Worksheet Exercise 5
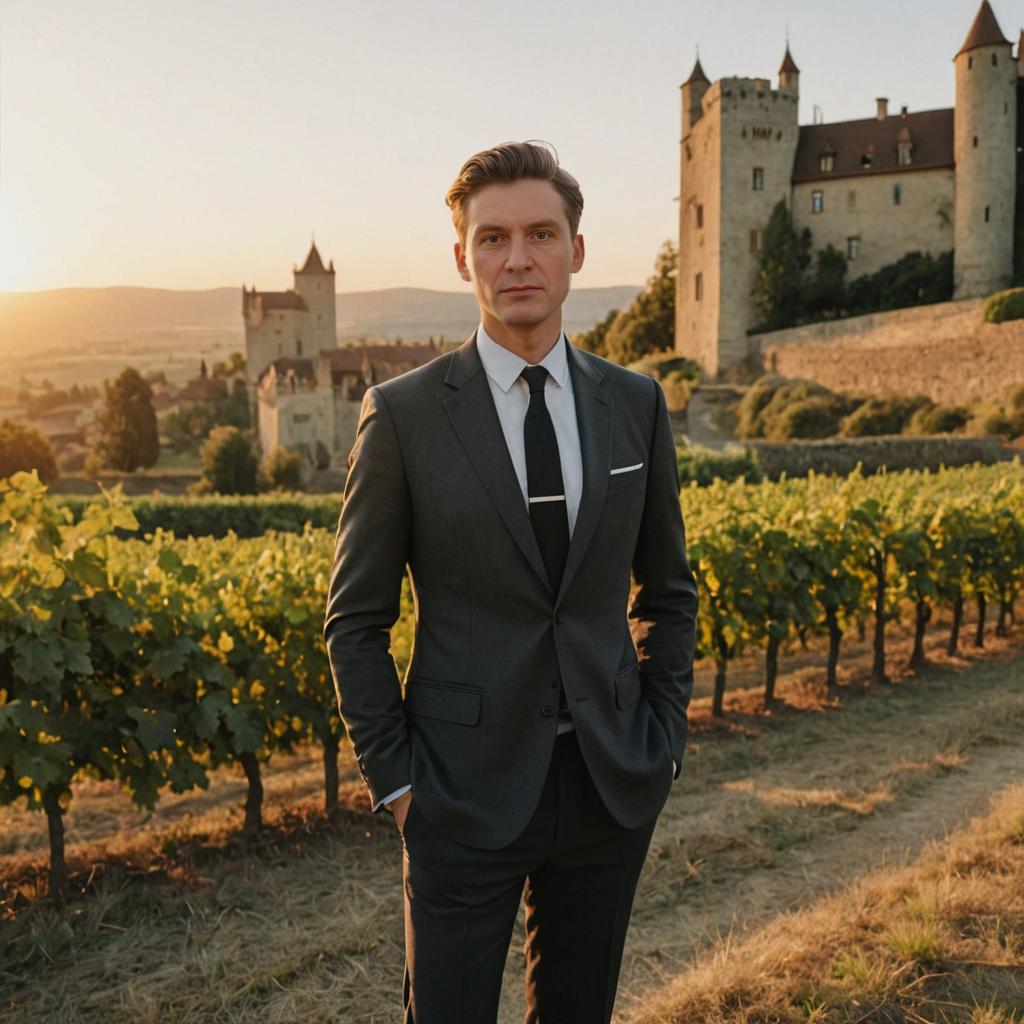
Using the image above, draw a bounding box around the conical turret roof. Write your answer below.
[298,242,330,274]
[956,0,1010,57]
[779,45,800,74]
[684,57,709,86]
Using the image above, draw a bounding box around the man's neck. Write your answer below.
[480,314,563,365]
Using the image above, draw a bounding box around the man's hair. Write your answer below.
[445,141,584,243]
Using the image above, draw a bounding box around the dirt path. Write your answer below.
[4,631,1023,1023]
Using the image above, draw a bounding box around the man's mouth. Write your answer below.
[503,286,540,294]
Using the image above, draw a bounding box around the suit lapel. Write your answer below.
[557,343,612,606]
[442,334,551,592]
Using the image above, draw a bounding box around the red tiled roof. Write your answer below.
[319,344,441,372]
[956,1,1010,57]
[792,108,953,183]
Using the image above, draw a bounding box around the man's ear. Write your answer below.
[454,240,471,282]
[571,233,585,274]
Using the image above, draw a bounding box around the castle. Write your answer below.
[675,0,1024,377]
[242,243,441,471]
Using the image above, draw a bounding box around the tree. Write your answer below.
[600,240,677,365]
[95,367,160,472]
[752,199,812,330]
[802,244,847,318]
[0,420,58,483]
[574,308,619,355]
[200,426,259,494]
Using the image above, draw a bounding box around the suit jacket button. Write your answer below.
[541,705,555,717]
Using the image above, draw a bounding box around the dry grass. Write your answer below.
[625,785,1024,1024]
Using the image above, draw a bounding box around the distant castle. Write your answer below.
[676,0,1024,377]
[242,242,441,472]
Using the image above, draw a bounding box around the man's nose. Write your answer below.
[504,235,533,271]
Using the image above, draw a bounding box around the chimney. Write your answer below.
[900,105,908,117]
[876,97,888,120]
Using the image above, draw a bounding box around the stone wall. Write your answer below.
[747,434,1017,480]
[791,167,954,282]
[755,297,1024,406]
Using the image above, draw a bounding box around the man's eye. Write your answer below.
[534,231,549,240]
[482,235,501,244]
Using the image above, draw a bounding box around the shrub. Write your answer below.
[907,404,969,435]
[676,445,761,485]
[736,376,789,438]
[0,420,58,483]
[979,411,1020,440]
[260,446,304,491]
[840,396,930,438]
[984,288,1024,324]
[199,426,259,495]
[757,380,841,439]
[767,395,850,440]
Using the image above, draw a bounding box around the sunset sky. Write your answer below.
[0,1,1015,295]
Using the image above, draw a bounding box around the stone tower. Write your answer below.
[293,241,337,352]
[676,49,800,376]
[953,0,1016,298]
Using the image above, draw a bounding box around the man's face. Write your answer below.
[454,178,584,339]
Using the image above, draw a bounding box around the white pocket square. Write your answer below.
[609,462,644,476]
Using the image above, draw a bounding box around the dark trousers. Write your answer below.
[400,729,658,1023]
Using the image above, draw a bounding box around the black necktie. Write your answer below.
[521,365,570,592]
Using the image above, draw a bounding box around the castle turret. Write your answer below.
[293,241,337,353]
[953,0,1016,298]
[681,57,710,137]
[676,50,800,376]
[778,45,799,95]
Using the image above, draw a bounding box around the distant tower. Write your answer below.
[953,0,1016,298]
[293,241,337,352]
[676,47,800,376]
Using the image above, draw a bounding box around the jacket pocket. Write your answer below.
[613,664,642,709]
[405,678,482,726]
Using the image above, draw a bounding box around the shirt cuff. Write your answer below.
[374,783,411,813]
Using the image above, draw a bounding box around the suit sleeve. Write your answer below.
[629,378,699,780]
[323,385,413,810]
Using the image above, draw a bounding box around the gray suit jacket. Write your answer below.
[323,333,698,849]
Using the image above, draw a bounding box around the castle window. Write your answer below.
[848,190,856,209]
[968,56,973,69]
[752,167,764,191]
[893,184,901,206]
[696,204,704,229]
[811,190,824,214]
[293,413,311,425]
[695,273,703,301]
[860,152,872,169]
[985,206,991,222]
[898,143,912,165]
[973,135,979,148]
[847,237,860,260]
[297,339,303,356]
[819,153,834,172]
[992,53,997,66]
[750,229,763,253]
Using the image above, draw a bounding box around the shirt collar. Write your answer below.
[476,323,570,394]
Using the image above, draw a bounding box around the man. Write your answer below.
[324,141,698,1022]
